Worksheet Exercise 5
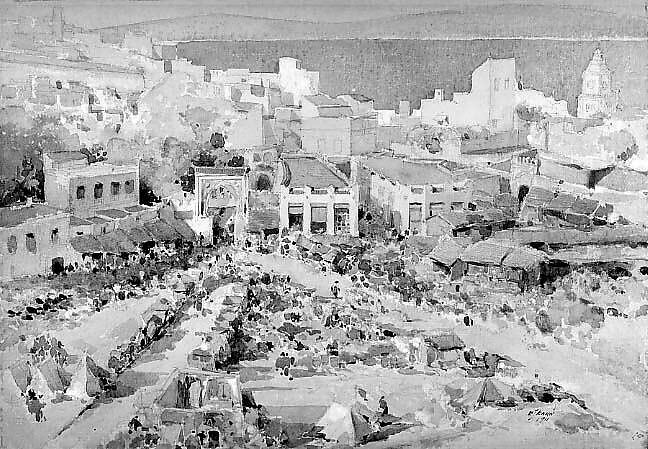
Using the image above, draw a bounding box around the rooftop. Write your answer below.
[96,209,130,219]
[194,166,247,176]
[0,204,64,228]
[303,94,347,107]
[45,151,88,163]
[87,216,111,224]
[363,156,451,186]
[281,156,348,189]
[340,93,373,103]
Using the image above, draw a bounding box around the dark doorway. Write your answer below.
[52,257,65,275]
[517,185,530,206]
[288,205,303,231]
[207,430,220,447]
[256,174,272,191]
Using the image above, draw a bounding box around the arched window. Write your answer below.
[256,174,272,191]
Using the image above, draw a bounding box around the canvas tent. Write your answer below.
[37,357,71,392]
[454,378,520,411]
[10,360,32,393]
[316,402,373,446]
[66,354,104,400]
[28,362,55,402]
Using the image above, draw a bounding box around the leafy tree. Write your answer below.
[210,132,225,149]
[0,119,65,206]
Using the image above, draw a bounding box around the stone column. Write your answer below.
[303,187,312,235]
[279,186,289,233]
[349,185,359,237]
[326,186,335,235]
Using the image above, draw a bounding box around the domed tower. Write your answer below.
[577,49,614,118]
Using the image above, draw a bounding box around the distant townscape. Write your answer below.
[1,6,648,449]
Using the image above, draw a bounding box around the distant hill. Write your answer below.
[104,5,647,41]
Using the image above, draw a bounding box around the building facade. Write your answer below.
[0,205,77,280]
[277,155,359,236]
[43,152,140,219]
[193,166,249,244]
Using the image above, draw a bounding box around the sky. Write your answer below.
[3,0,645,28]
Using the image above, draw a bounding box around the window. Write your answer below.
[504,78,510,89]
[76,185,85,199]
[493,78,500,91]
[7,235,17,254]
[94,183,103,199]
[111,181,121,195]
[55,80,62,90]
[125,180,134,194]
[25,233,36,254]
[51,228,59,244]
[432,186,444,193]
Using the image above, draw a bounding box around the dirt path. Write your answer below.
[45,284,233,449]
[241,251,352,297]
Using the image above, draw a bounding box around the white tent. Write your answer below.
[27,363,55,402]
[317,403,356,446]
[67,354,101,400]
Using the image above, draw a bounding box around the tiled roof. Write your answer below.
[430,236,465,267]
[523,186,555,208]
[502,246,547,269]
[282,156,348,189]
[461,239,516,265]
[545,193,576,212]
[567,197,599,216]
[363,157,451,186]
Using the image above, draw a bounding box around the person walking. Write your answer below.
[331,281,340,299]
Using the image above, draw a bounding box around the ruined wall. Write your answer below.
[178,39,648,115]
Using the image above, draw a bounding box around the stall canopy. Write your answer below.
[95,233,124,254]
[126,226,156,244]
[70,235,105,253]
[111,229,139,253]
[163,218,195,241]
[144,220,182,241]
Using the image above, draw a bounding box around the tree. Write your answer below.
[210,132,225,149]
[0,119,65,206]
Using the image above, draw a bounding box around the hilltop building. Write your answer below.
[577,49,614,118]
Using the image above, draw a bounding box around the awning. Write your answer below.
[334,203,349,210]
[144,220,182,242]
[288,205,303,214]
[110,229,139,253]
[126,226,155,244]
[70,235,105,254]
[163,218,195,240]
[95,234,123,254]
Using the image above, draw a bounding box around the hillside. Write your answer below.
[106,5,647,41]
